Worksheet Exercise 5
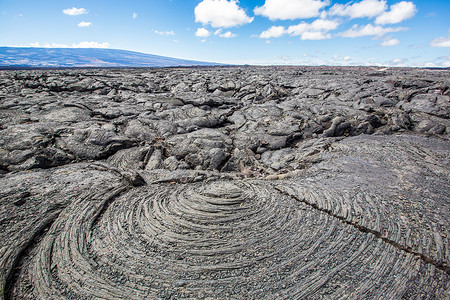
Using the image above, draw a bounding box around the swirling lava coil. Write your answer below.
[14,180,446,299]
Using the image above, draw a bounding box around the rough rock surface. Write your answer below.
[0,66,449,299]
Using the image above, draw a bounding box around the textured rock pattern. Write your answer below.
[0,67,449,299]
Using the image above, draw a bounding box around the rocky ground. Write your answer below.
[0,66,449,299]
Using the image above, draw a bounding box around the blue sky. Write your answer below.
[1,0,449,66]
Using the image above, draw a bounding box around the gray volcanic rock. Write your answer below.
[0,66,449,299]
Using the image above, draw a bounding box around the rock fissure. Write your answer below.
[274,186,450,274]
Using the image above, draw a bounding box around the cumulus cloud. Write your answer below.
[329,0,387,19]
[285,23,307,36]
[289,19,338,40]
[254,0,328,20]
[29,42,70,48]
[423,62,436,68]
[375,1,416,25]
[154,30,175,36]
[259,26,286,38]
[421,61,450,68]
[430,35,450,47]
[288,19,339,35]
[133,13,138,19]
[218,31,237,38]
[213,29,237,38]
[300,31,331,40]
[340,24,407,37]
[380,38,399,46]
[28,41,109,48]
[78,21,92,27]
[72,41,110,48]
[195,0,253,28]
[195,28,211,38]
[389,58,407,66]
[259,19,338,40]
[309,19,339,31]
[343,56,351,61]
[287,19,339,40]
[63,7,88,16]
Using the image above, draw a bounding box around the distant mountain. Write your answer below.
[0,47,222,68]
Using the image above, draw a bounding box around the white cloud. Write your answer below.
[72,41,110,48]
[199,27,237,38]
[291,19,338,40]
[301,31,331,40]
[78,21,92,27]
[380,38,399,46]
[287,19,339,36]
[310,19,339,31]
[259,26,286,38]
[214,28,237,37]
[254,0,328,20]
[333,54,339,58]
[430,35,450,47]
[195,0,253,28]
[384,58,408,66]
[330,0,387,19]
[259,18,338,40]
[218,31,237,38]
[63,7,88,16]
[343,56,351,61]
[29,42,70,48]
[375,1,416,25]
[286,23,308,36]
[419,61,450,68]
[340,24,407,37]
[154,30,175,36]
[195,28,211,38]
[27,41,109,48]
[133,13,138,19]
[392,58,404,64]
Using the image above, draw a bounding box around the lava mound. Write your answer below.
[10,178,447,299]
[29,182,318,298]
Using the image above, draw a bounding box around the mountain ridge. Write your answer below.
[0,47,222,68]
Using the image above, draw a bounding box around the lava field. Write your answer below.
[0,66,449,299]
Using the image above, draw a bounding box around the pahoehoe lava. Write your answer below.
[1,66,449,299]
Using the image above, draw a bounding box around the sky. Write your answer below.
[0,0,449,67]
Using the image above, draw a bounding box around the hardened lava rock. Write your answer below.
[0,67,449,299]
